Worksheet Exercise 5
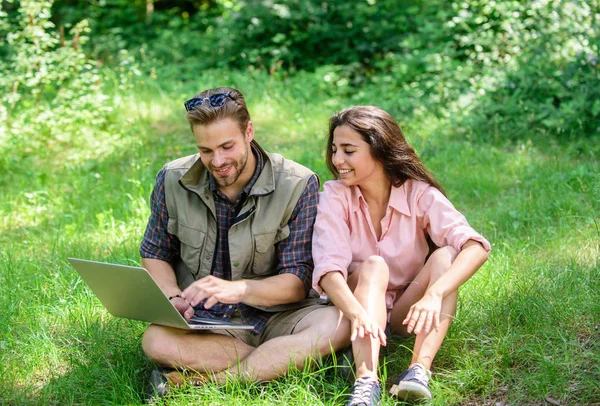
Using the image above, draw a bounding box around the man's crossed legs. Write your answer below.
[142,305,350,388]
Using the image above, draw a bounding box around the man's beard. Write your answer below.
[210,143,249,188]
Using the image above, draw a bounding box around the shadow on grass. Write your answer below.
[33,318,150,405]
[0,248,150,405]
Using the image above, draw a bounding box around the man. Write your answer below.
[140,87,349,397]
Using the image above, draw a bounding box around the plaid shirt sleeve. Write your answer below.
[139,167,180,262]
[276,174,319,293]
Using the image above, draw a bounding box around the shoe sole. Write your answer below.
[389,381,432,402]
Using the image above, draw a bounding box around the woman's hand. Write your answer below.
[349,309,387,347]
[318,271,387,346]
[403,291,443,335]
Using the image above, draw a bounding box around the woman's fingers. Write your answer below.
[363,323,373,337]
[424,310,435,334]
[413,310,427,334]
[368,322,377,338]
[403,307,415,325]
[358,325,365,339]
[350,320,359,341]
[404,301,443,335]
[379,326,387,346]
[350,316,387,344]
[406,309,420,333]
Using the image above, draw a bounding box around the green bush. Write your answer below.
[3,0,598,143]
[0,0,141,178]
[465,1,599,139]
[50,0,223,65]
[200,0,426,71]
[346,0,599,139]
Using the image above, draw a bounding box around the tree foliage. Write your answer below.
[1,0,598,142]
[0,0,140,171]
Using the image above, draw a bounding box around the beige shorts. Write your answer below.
[206,304,326,347]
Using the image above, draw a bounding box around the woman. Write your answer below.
[312,106,491,405]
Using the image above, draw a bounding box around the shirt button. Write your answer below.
[205,255,211,260]
[233,261,239,267]
[229,305,233,309]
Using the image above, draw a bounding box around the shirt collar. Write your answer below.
[348,182,411,216]
[348,186,365,213]
[388,182,411,216]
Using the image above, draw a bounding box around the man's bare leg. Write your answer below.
[143,305,350,383]
[142,325,255,372]
[213,306,350,383]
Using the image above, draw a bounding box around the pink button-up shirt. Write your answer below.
[312,179,491,310]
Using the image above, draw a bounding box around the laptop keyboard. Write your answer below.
[188,316,227,325]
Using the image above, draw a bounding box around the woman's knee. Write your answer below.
[356,255,389,287]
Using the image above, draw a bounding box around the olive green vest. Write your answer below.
[163,141,321,311]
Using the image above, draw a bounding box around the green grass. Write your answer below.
[1,69,599,405]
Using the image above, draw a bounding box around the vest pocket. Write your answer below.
[252,231,277,275]
[169,219,206,276]
[251,226,290,276]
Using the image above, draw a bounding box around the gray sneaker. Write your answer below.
[145,369,170,403]
[389,363,432,402]
[346,376,381,406]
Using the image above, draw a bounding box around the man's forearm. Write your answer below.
[142,257,181,298]
[243,273,306,307]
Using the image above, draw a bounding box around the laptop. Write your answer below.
[68,258,254,330]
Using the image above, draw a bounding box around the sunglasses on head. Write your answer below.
[184,93,232,112]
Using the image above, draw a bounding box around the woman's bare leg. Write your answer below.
[346,256,389,378]
[388,247,457,370]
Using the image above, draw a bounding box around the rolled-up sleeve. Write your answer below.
[275,175,319,293]
[417,186,491,253]
[140,167,181,262]
[311,182,354,294]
